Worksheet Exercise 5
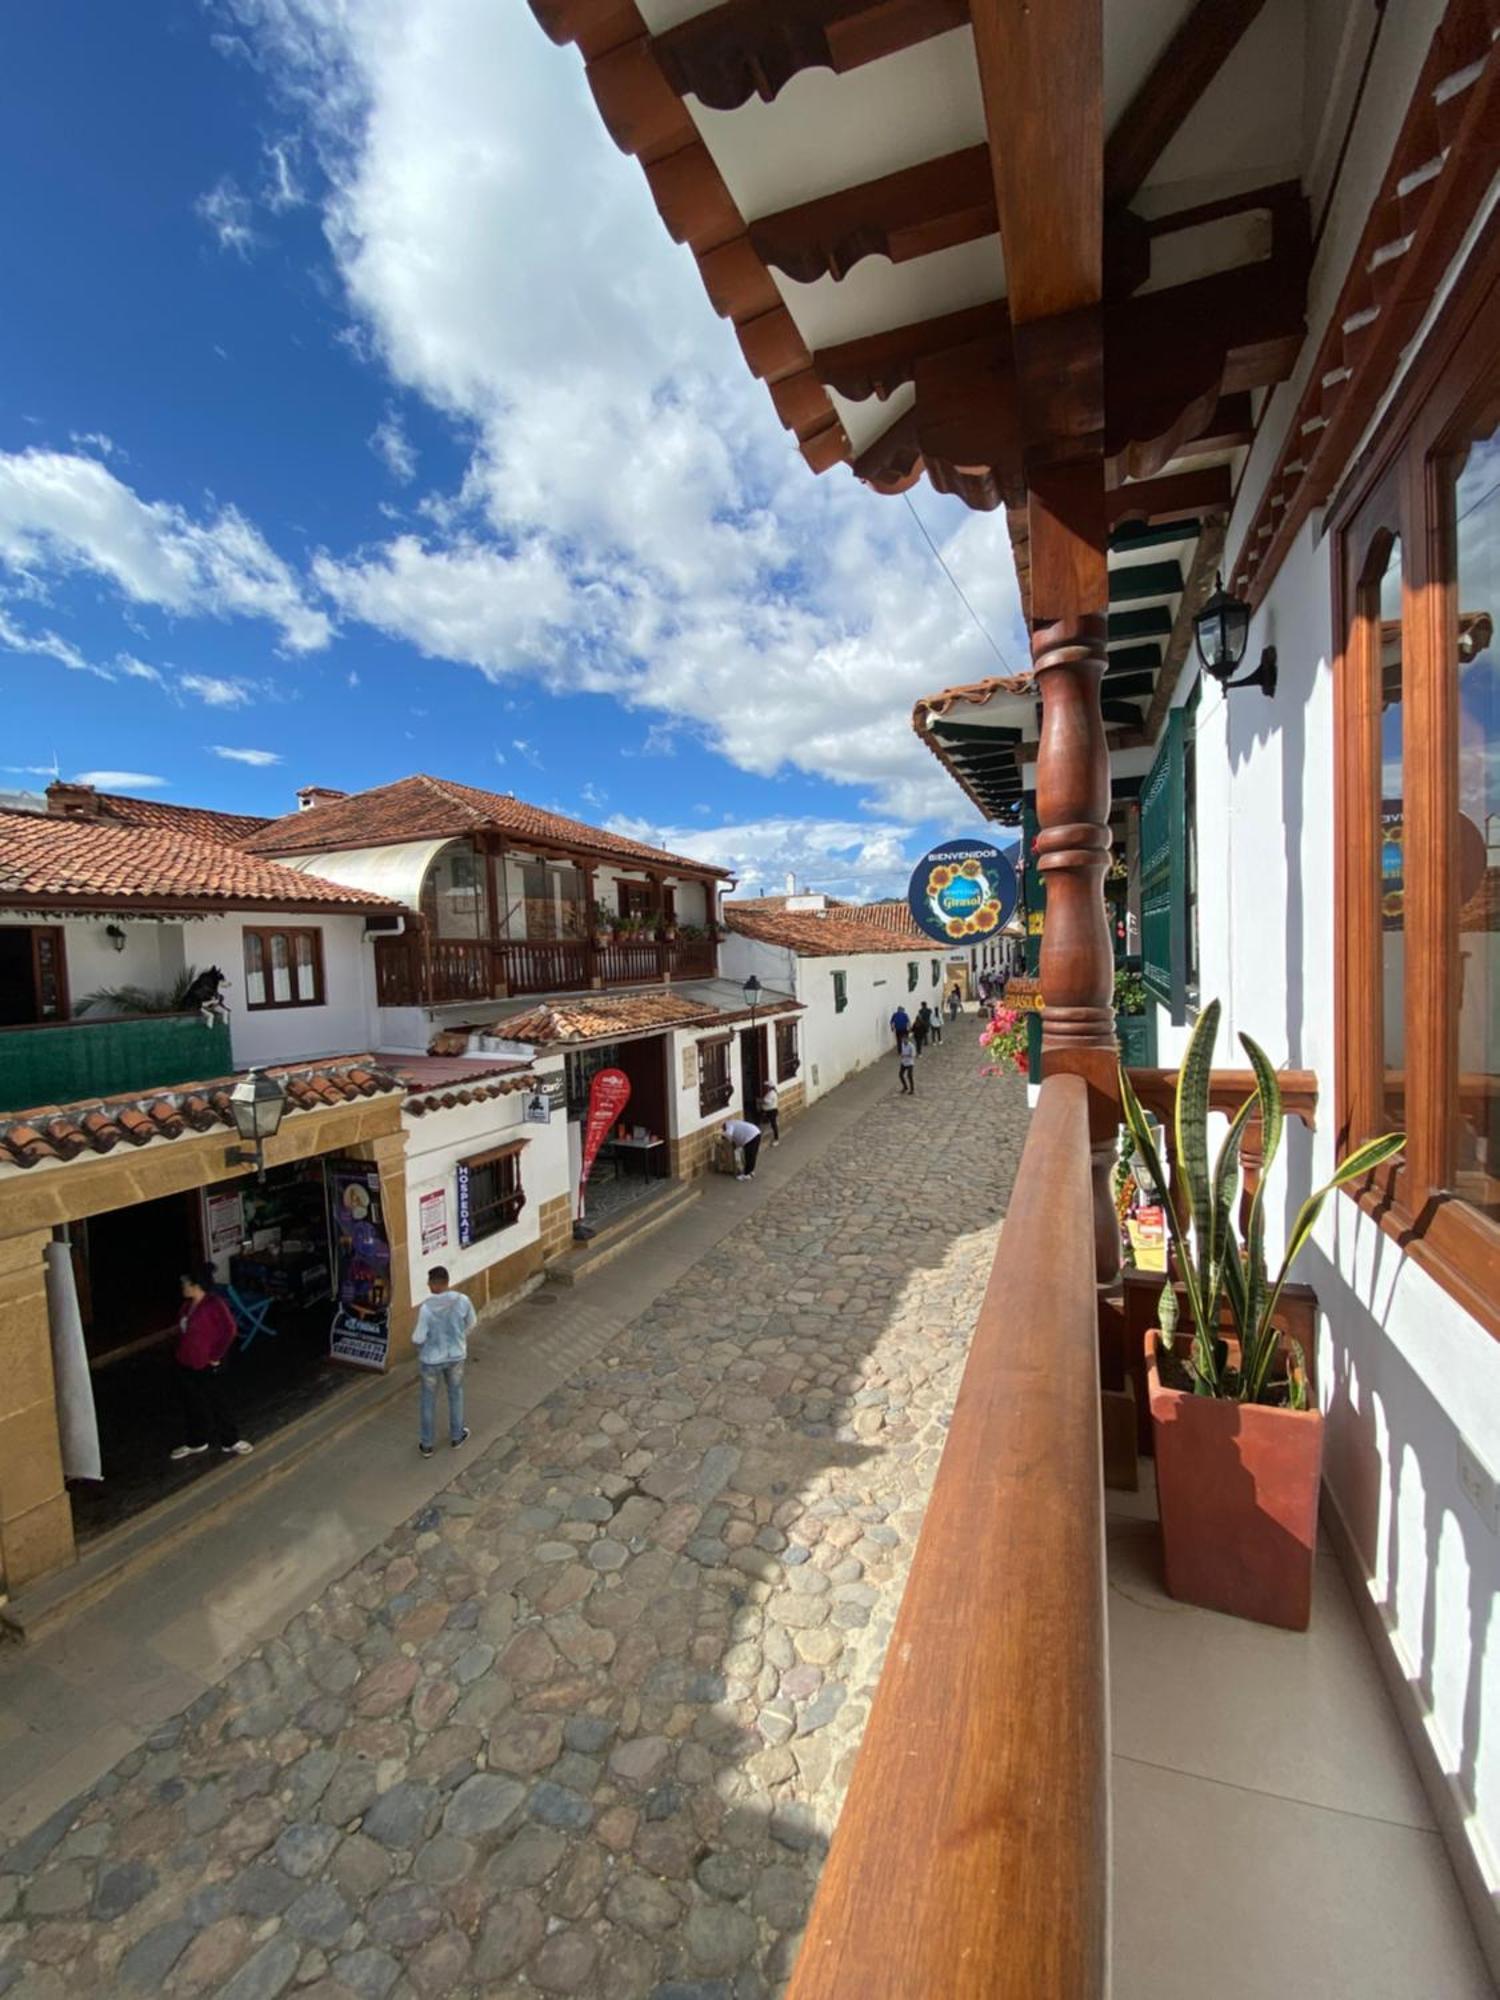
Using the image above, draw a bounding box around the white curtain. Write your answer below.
[45,1239,102,1483]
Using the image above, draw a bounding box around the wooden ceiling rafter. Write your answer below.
[1233,0,1500,607]
[1103,0,1271,212]
[647,0,969,112]
[748,144,995,284]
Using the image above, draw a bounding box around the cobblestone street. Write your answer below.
[0,1036,1028,2000]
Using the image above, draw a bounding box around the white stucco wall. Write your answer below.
[1157,515,1500,1902]
[400,1060,569,1308]
[720,933,933,1104]
[185,912,381,1070]
[6,911,185,1011]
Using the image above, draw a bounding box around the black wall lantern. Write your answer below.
[742,973,762,1026]
[1193,575,1277,698]
[227,1067,288,1179]
[104,923,127,953]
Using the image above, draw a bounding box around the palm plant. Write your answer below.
[1119,1001,1403,1407]
[76,967,208,1018]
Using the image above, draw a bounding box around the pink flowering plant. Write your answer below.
[979,1001,1029,1077]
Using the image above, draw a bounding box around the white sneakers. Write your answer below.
[223,1440,254,1456]
[170,1439,253,1461]
[169,1443,208,1461]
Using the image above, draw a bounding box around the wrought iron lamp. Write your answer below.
[104,923,127,953]
[742,974,762,1024]
[1193,575,1277,697]
[227,1067,287,1179]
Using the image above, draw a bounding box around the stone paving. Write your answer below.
[0,1035,1029,2000]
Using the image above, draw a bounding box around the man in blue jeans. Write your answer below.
[413,1265,475,1457]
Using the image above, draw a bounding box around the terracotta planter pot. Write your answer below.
[1146,1332,1324,1631]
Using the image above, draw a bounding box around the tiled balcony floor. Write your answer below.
[1109,1468,1495,1998]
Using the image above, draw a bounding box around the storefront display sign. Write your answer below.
[204,1188,245,1259]
[906,840,1019,945]
[579,1067,631,1216]
[419,1187,449,1255]
[524,1090,552,1125]
[328,1159,392,1370]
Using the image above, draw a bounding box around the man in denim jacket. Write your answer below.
[412,1266,475,1457]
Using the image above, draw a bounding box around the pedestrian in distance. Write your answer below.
[948,981,964,1022]
[722,1114,762,1180]
[928,998,944,1045]
[898,1032,917,1094]
[758,1076,781,1145]
[889,1001,910,1051]
[912,1001,931,1054]
[171,1264,252,1461]
[413,1265,474,1458]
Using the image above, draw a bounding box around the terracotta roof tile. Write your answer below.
[0,1056,403,1173]
[75,791,271,842]
[242,773,730,877]
[0,810,403,912]
[724,906,931,958]
[429,987,801,1051]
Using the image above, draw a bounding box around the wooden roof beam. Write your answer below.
[650,0,967,112]
[1106,463,1232,527]
[749,145,996,284]
[1104,0,1271,212]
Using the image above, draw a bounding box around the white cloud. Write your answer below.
[579,780,606,809]
[511,737,543,769]
[216,0,1026,818]
[263,135,305,211]
[180,671,256,707]
[69,430,120,460]
[196,175,263,256]
[0,448,331,652]
[211,745,282,765]
[116,653,164,683]
[74,770,167,790]
[369,409,416,482]
[607,812,919,903]
[0,606,110,678]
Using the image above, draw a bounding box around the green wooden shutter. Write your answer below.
[1140,709,1187,1024]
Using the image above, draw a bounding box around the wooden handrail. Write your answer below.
[787,1073,1107,2000]
[1126,1067,1318,1234]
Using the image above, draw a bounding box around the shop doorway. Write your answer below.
[739,1024,768,1120]
[68,1158,365,1544]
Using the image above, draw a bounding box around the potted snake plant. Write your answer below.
[1119,1002,1402,1629]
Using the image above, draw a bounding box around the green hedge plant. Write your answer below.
[1119,1001,1403,1408]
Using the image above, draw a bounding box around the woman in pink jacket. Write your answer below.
[171,1264,252,1462]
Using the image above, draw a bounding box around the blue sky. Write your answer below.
[0,0,1027,897]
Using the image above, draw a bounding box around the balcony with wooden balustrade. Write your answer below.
[373,926,717,1007]
[782,1061,1492,2000]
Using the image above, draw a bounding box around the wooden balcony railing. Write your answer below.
[787,1073,1108,2000]
[1125,1066,1317,1232]
[374,930,719,1005]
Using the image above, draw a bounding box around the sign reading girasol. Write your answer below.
[906,840,1019,946]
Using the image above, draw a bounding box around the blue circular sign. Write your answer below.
[906,840,1019,946]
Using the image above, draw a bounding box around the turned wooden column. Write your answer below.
[1027,469,1120,1285]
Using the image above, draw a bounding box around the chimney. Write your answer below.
[785,871,795,895]
[46,781,102,819]
[297,785,348,812]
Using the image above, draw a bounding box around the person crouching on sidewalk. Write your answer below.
[413,1265,474,1457]
[172,1265,252,1461]
[722,1115,762,1180]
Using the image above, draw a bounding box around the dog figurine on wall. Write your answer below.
[182,966,231,1025]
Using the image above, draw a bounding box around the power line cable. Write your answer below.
[901,489,1016,675]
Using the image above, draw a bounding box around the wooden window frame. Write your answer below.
[456,1140,526,1246]
[776,1018,799,1082]
[1332,234,1500,1340]
[698,1035,733,1116]
[242,926,325,1011]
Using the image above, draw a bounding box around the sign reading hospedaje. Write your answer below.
[906,839,1019,946]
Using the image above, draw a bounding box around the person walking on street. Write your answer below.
[928,998,944,1045]
[758,1077,781,1145]
[889,1002,910,1052]
[912,1001,931,1054]
[413,1265,474,1457]
[948,981,964,1022]
[723,1115,762,1180]
[171,1265,251,1461]
[897,1031,917,1094]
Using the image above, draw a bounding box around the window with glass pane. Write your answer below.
[522,862,557,941]
[270,931,292,1003]
[294,932,318,1001]
[557,868,587,939]
[1373,536,1406,1130]
[1449,418,1499,1221]
[244,932,267,1006]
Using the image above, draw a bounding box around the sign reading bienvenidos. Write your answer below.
[905,840,1019,946]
